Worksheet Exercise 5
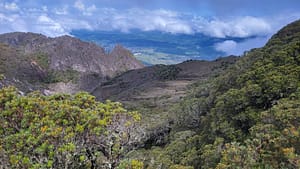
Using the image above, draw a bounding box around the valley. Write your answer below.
[71,30,248,65]
[0,19,300,169]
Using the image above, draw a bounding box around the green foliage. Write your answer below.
[44,68,80,83]
[157,65,182,80]
[0,44,21,75]
[28,52,50,70]
[169,164,194,169]
[117,159,144,169]
[217,97,300,168]
[1,19,300,169]
[200,138,224,169]
[0,87,140,168]
[149,20,300,169]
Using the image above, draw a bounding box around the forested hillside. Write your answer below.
[130,19,300,169]
[0,85,143,168]
[0,19,299,169]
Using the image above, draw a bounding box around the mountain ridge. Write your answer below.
[0,32,144,94]
[0,19,300,168]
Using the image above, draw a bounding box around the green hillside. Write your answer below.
[131,19,300,169]
[0,20,300,169]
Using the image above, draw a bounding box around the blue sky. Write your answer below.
[0,0,300,55]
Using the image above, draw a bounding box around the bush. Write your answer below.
[0,87,141,168]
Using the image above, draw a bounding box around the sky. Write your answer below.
[0,0,300,55]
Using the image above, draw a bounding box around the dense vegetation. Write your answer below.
[0,86,143,168]
[123,20,300,168]
[0,20,300,169]
[157,65,182,80]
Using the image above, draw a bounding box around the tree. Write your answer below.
[0,86,141,168]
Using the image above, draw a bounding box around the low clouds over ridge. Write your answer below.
[198,16,271,38]
[0,0,299,56]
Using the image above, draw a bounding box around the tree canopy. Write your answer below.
[0,86,142,168]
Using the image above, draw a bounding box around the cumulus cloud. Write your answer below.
[103,9,193,34]
[195,16,271,38]
[74,0,97,16]
[0,13,28,33]
[42,6,48,12]
[0,8,68,37]
[53,6,69,15]
[74,0,85,11]
[4,2,19,11]
[108,13,273,37]
[215,40,237,54]
[0,0,299,39]
[215,36,270,55]
[36,15,67,36]
[0,1,275,38]
[85,10,275,37]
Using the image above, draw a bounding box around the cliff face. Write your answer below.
[0,32,144,93]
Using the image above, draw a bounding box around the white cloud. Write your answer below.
[38,15,53,23]
[4,2,19,11]
[0,4,299,39]
[215,40,237,54]
[53,6,69,15]
[74,0,85,11]
[214,36,270,55]
[0,13,28,33]
[0,4,96,37]
[36,15,67,36]
[42,6,48,12]
[74,0,97,16]
[87,10,274,37]
[0,13,10,21]
[197,16,272,38]
[86,5,97,13]
[56,17,93,31]
[96,8,193,34]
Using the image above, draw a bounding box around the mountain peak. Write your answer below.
[0,32,144,93]
[111,44,134,57]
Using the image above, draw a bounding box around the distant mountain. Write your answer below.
[0,31,240,156]
[0,32,144,93]
[0,19,300,169]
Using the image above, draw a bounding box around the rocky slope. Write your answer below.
[0,32,144,93]
[0,31,239,152]
[0,31,239,155]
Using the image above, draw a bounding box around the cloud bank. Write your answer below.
[0,1,299,38]
[0,0,299,57]
[215,37,271,55]
[198,16,271,38]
